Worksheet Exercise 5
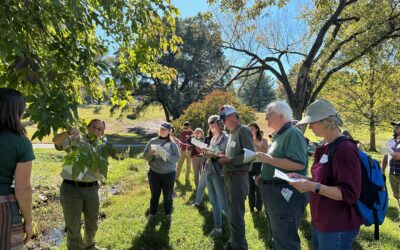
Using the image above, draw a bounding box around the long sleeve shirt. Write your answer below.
[143,137,180,174]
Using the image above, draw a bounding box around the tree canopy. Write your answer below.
[0,0,181,139]
[209,0,400,118]
[132,14,228,121]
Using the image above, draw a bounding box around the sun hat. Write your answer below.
[297,99,337,126]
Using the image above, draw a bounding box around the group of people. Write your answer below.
[1,86,400,250]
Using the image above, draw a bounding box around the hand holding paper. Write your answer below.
[243,148,257,163]
[150,144,167,161]
[378,147,394,155]
[273,169,301,183]
[191,138,208,149]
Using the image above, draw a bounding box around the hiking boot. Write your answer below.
[210,227,223,237]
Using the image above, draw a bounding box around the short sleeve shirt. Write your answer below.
[261,123,308,180]
[0,131,35,195]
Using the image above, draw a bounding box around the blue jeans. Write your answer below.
[195,168,207,204]
[207,172,229,227]
[312,226,359,250]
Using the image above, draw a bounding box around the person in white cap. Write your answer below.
[382,121,400,225]
[288,99,363,250]
[217,105,255,250]
[255,101,308,250]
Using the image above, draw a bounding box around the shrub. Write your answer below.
[172,90,256,134]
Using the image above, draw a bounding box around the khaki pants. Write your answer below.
[176,149,191,180]
[191,155,204,189]
[60,182,100,250]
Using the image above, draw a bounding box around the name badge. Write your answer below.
[320,154,328,164]
[230,141,237,147]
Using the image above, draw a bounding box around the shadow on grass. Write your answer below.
[251,211,274,249]
[174,179,193,198]
[127,127,158,139]
[299,213,312,250]
[386,205,399,222]
[354,225,400,250]
[129,217,172,250]
[107,133,148,145]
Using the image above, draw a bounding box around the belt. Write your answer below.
[226,171,248,176]
[261,179,288,185]
[63,179,99,187]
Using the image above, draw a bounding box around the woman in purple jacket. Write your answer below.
[288,99,363,250]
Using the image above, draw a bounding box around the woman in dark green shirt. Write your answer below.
[0,88,35,249]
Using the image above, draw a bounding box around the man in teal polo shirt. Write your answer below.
[256,101,308,250]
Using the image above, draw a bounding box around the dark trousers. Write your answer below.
[248,163,262,212]
[148,169,176,215]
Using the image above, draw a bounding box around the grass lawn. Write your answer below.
[31,148,400,250]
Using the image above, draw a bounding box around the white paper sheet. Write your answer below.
[273,169,302,182]
[191,138,208,149]
[151,144,167,161]
[243,148,257,163]
[378,147,394,155]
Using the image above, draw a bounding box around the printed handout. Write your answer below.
[273,169,302,183]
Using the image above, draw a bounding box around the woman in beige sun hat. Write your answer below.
[288,99,363,250]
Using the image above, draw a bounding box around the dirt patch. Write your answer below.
[125,119,164,138]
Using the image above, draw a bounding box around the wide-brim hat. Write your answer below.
[297,99,337,126]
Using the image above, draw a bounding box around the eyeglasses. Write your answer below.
[90,125,104,132]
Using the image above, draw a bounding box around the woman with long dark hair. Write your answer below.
[143,122,180,220]
[247,122,268,213]
[0,88,35,249]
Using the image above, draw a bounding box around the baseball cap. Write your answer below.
[160,122,172,130]
[183,121,190,126]
[219,105,237,120]
[391,121,400,126]
[297,99,337,126]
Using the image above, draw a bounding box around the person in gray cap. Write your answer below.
[255,100,308,250]
[217,105,255,250]
[143,122,180,220]
[288,99,363,250]
[382,121,400,225]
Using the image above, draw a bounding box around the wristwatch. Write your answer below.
[315,182,321,194]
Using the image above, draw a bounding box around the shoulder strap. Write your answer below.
[327,136,353,167]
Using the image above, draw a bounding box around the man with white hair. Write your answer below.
[217,105,255,250]
[256,101,308,250]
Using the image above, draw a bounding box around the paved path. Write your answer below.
[32,143,145,149]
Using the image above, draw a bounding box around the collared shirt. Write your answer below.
[387,139,400,175]
[261,122,308,180]
[60,136,103,182]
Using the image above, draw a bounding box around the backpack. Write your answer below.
[327,136,388,240]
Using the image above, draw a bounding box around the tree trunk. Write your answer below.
[369,121,376,151]
[161,101,171,122]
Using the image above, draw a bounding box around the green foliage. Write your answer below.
[0,0,180,139]
[238,72,276,111]
[172,90,256,133]
[133,14,228,120]
[321,49,400,150]
[63,135,116,179]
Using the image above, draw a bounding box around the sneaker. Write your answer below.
[210,227,223,237]
[190,200,200,207]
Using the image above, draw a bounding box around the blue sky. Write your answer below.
[171,0,210,18]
